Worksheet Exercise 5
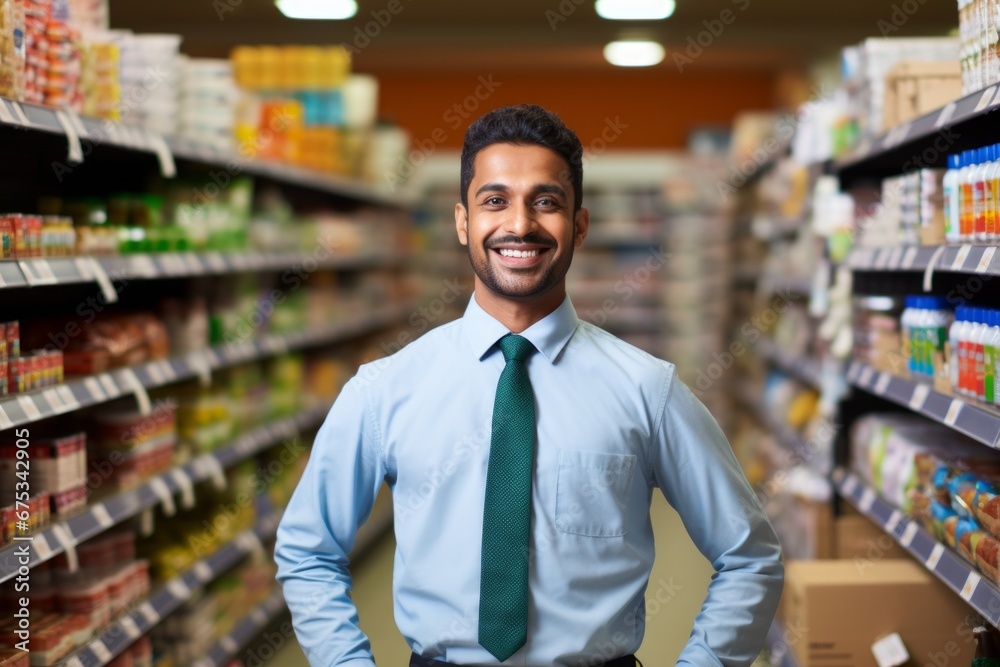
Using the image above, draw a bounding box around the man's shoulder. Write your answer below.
[573,320,676,382]
[353,316,464,387]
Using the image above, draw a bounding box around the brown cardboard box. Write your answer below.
[883,60,962,130]
[834,515,909,560]
[784,560,976,667]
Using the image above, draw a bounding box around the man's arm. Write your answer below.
[274,376,386,667]
[652,369,783,667]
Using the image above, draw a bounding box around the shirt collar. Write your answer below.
[462,292,579,364]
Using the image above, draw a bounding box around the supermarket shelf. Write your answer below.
[757,337,822,389]
[765,619,802,667]
[0,251,406,291]
[196,588,288,667]
[0,403,330,584]
[193,498,395,667]
[62,511,283,667]
[732,388,823,467]
[835,84,1000,185]
[0,96,407,207]
[168,138,410,208]
[0,302,413,432]
[847,360,1000,449]
[848,244,1000,276]
[834,468,1000,628]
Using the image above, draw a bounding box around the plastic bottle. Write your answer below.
[984,145,998,242]
[945,153,962,242]
[975,147,989,241]
[985,309,1000,405]
[962,151,977,241]
[951,306,966,391]
[959,307,975,395]
[925,297,954,379]
[974,308,990,400]
[986,144,1000,242]
[902,297,917,374]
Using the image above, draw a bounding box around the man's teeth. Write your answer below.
[498,248,540,258]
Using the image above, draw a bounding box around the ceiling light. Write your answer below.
[603,40,665,67]
[275,0,357,19]
[595,0,676,20]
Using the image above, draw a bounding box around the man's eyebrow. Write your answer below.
[474,183,568,198]
[475,183,510,197]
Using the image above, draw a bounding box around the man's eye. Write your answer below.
[485,197,505,206]
[536,199,559,207]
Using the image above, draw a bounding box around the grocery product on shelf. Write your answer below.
[90,399,178,493]
[850,412,1000,584]
[0,431,86,518]
[901,296,952,378]
[178,57,239,154]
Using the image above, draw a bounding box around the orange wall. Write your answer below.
[368,69,778,149]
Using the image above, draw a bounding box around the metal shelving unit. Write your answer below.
[847,360,1000,448]
[834,468,1000,628]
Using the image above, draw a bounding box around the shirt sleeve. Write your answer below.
[651,369,784,667]
[274,375,387,667]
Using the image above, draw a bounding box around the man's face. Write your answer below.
[455,143,588,301]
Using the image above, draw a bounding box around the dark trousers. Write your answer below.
[409,653,641,667]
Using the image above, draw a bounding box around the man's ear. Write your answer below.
[574,207,590,249]
[455,203,469,246]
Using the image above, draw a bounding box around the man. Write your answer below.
[275,104,783,667]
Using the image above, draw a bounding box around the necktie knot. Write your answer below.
[499,334,534,363]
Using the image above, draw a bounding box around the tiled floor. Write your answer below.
[271,493,714,666]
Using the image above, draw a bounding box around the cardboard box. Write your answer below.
[834,515,909,560]
[784,560,976,667]
[883,60,962,130]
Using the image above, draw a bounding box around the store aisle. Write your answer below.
[271,493,714,666]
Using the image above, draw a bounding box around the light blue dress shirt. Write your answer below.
[275,294,783,667]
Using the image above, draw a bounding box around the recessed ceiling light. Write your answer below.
[603,40,665,67]
[275,0,357,20]
[595,0,676,20]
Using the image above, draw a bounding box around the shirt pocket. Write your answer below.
[555,449,637,537]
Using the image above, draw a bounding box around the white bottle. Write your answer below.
[945,154,962,243]
[950,307,966,392]
[925,297,953,379]
[902,297,916,374]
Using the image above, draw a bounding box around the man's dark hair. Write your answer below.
[460,104,584,213]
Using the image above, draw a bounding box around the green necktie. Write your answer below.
[479,334,536,662]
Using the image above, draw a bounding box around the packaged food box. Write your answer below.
[783,560,976,666]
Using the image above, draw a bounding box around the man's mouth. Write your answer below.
[497,248,543,258]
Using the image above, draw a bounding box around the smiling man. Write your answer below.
[275,104,783,667]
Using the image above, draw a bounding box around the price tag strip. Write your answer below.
[137,601,159,625]
[859,365,875,387]
[874,372,892,395]
[8,101,29,126]
[54,109,84,164]
[91,503,114,529]
[945,398,964,426]
[0,405,12,430]
[98,373,120,399]
[860,487,877,512]
[909,384,931,411]
[961,571,982,601]
[83,377,107,402]
[901,521,919,547]
[935,102,958,128]
[952,244,974,271]
[926,543,945,569]
[148,477,177,517]
[887,247,904,270]
[117,368,152,416]
[901,246,920,270]
[89,638,113,663]
[842,474,860,497]
[886,510,903,534]
[193,561,213,582]
[977,246,998,274]
[0,100,14,124]
[145,132,177,178]
[49,522,78,572]
[32,531,53,560]
[119,615,141,640]
[169,468,196,510]
[86,257,118,303]
[187,352,212,387]
[194,454,228,490]
[42,388,65,414]
[56,385,80,411]
[975,86,998,112]
[167,578,192,601]
[16,396,42,422]
[923,245,948,292]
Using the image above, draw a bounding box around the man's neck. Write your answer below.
[473,285,566,334]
